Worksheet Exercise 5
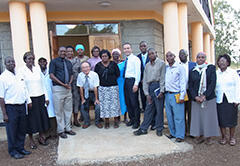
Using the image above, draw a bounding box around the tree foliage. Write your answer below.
[213,0,240,58]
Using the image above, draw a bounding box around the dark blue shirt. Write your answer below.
[49,57,73,86]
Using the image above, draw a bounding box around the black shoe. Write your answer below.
[133,129,147,136]
[156,131,163,137]
[132,124,139,129]
[59,132,68,139]
[126,121,133,127]
[166,134,175,139]
[11,153,24,159]
[150,126,157,131]
[176,138,184,142]
[65,130,76,135]
[18,149,31,155]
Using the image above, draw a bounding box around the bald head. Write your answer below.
[179,49,188,63]
[4,56,15,73]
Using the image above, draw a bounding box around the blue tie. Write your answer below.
[123,57,128,78]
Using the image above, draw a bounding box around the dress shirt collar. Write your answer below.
[167,61,177,68]
[5,69,15,76]
[217,68,229,74]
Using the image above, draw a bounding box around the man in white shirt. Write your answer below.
[77,61,103,129]
[123,42,141,129]
[0,56,32,159]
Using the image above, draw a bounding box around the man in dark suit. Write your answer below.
[137,41,149,113]
[179,49,196,136]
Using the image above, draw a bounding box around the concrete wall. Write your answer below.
[0,23,13,73]
[120,19,164,60]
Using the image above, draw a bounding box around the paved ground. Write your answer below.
[57,123,193,165]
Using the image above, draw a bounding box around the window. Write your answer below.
[56,23,119,36]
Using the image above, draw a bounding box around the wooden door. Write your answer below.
[89,35,120,58]
[49,30,59,59]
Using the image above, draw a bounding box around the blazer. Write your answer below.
[188,64,216,101]
[137,53,150,80]
[188,61,196,71]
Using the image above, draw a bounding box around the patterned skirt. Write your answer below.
[99,85,121,118]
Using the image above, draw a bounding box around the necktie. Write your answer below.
[84,75,89,99]
[63,59,69,84]
[123,57,128,78]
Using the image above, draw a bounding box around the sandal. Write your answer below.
[219,138,227,145]
[30,142,37,149]
[229,138,236,146]
[195,137,205,144]
[38,137,49,146]
[104,122,110,129]
[114,121,119,128]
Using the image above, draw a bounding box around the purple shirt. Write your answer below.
[88,57,102,71]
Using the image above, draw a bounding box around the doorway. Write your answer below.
[51,23,121,59]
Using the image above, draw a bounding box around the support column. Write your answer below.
[29,1,50,63]
[203,33,211,63]
[9,1,30,68]
[191,22,203,62]
[163,2,179,58]
[178,3,189,54]
[210,39,215,64]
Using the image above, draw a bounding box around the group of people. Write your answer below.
[0,40,239,160]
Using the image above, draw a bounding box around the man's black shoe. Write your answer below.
[133,129,147,136]
[18,149,31,155]
[132,124,139,129]
[166,134,175,139]
[176,138,184,142]
[11,153,24,159]
[126,121,133,127]
[150,125,157,130]
[156,131,163,136]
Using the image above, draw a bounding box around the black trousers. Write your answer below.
[124,78,140,125]
[185,90,192,134]
[5,104,27,156]
[138,82,147,111]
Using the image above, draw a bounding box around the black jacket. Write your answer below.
[137,53,149,81]
[188,64,216,101]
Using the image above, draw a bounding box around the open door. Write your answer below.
[49,30,59,59]
[89,35,121,58]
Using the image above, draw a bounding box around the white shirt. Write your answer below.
[0,69,31,104]
[165,62,186,100]
[125,54,141,85]
[179,61,189,89]
[77,71,99,90]
[141,53,148,67]
[216,68,240,103]
[42,69,55,118]
[19,66,48,100]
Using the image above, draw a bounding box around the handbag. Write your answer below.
[174,93,189,103]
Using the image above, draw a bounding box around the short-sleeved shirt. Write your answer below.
[94,61,120,87]
[49,57,73,86]
[76,71,99,91]
[0,69,31,104]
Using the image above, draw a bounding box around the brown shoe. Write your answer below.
[82,124,90,129]
[73,121,81,127]
[96,123,103,129]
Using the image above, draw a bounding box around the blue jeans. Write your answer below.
[140,82,164,132]
[81,91,100,125]
[165,92,185,139]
